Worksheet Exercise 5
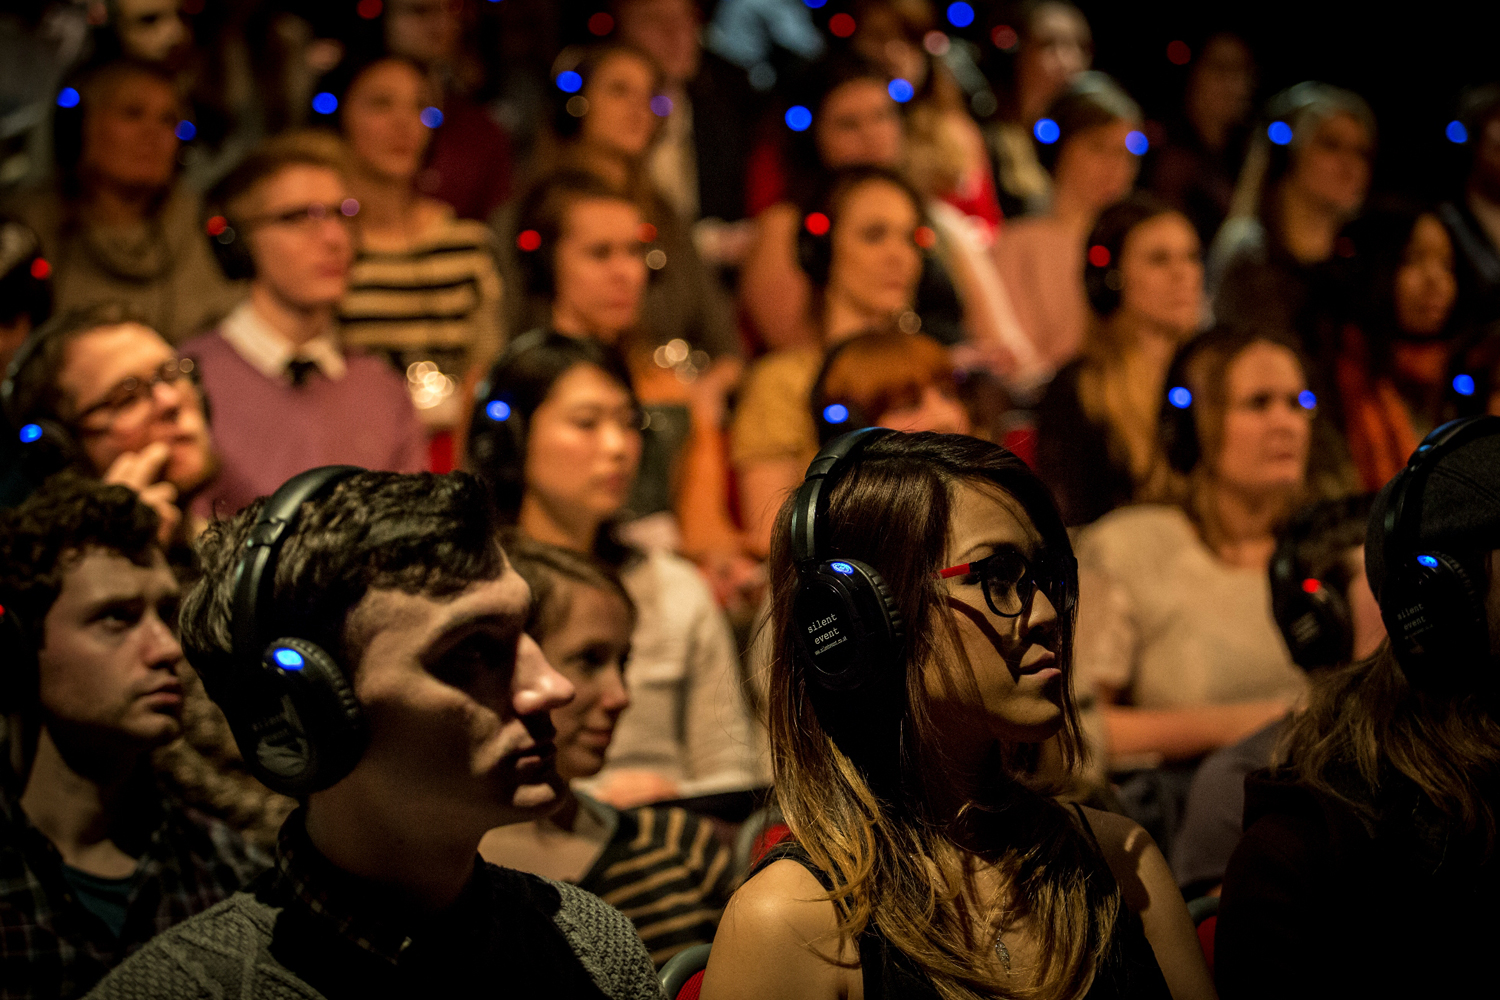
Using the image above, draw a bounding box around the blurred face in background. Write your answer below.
[580,51,660,161]
[1016,3,1092,119]
[1117,212,1203,336]
[616,0,702,85]
[826,179,923,319]
[1054,119,1140,213]
[81,70,180,193]
[1394,214,1457,337]
[343,59,434,184]
[115,0,188,64]
[551,197,649,340]
[816,78,905,170]
[245,164,356,310]
[1212,341,1312,495]
[539,581,633,781]
[385,0,463,65]
[1471,114,1500,202]
[1186,34,1255,145]
[1289,112,1373,217]
[523,364,643,527]
[877,383,970,435]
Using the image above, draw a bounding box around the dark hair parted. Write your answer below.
[1082,192,1181,319]
[180,471,505,685]
[511,170,636,301]
[53,58,181,199]
[1034,71,1140,174]
[0,472,160,668]
[2,302,156,428]
[1282,643,1500,862]
[797,165,927,291]
[0,218,52,330]
[210,131,349,224]
[551,43,665,141]
[499,532,637,643]
[766,432,1119,1000]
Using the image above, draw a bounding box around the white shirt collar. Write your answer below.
[219,300,348,383]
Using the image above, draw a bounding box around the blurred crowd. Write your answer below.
[3,0,1500,995]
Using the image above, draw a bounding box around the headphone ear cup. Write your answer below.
[14,418,84,482]
[792,558,904,694]
[1380,550,1490,689]
[230,637,368,796]
[1160,399,1199,474]
[1084,263,1122,317]
[815,400,870,446]
[207,218,255,282]
[468,395,527,512]
[797,223,832,288]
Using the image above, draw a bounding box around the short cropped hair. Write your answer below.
[210,131,349,224]
[0,473,160,655]
[500,533,637,642]
[2,302,155,428]
[180,471,506,684]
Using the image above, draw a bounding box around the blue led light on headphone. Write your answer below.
[311,92,338,115]
[1267,121,1293,145]
[1034,118,1060,143]
[273,647,306,670]
[823,403,849,424]
[830,561,855,575]
[1298,389,1317,410]
[175,120,196,141]
[1454,373,1477,396]
[1168,386,1192,409]
[1447,120,1469,144]
[1417,554,1440,569]
[420,106,444,128]
[557,71,583,93]
[19,423,42,444]
[56,87,80,109]
[485,400,511,422]
[785,105,813,131]
[1125,130,1149,155]
[946,2,974,28]
[888,79,915,103]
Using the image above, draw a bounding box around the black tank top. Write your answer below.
[754,807,1173,1000]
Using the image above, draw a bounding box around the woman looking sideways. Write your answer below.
[703,430,1214,1000]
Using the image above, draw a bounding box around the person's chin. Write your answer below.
[510,776,566,814]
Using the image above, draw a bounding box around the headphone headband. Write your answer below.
[1383,417,1500,575]
[790,428,890,565]
[230,465,364,663]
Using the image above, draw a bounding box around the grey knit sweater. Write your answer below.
[83,871,665,999]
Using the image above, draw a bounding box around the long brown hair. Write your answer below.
[766,432,1120,999]
[1281,644,1500,858]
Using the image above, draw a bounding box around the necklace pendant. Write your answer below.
[994,937,1011,974]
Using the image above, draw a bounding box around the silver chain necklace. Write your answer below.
[994,935,1012,974]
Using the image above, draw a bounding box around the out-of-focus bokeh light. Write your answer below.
[1453,373,1477,396]
[1298,390,1318,410]
[56,87,80,108]
[651,94,673,116]
[1034,118,1060,143]
[924,31,950,55]
[991,24,1018,49]
[804,0,827,7]
[517,229,542,252]
[1168,386,1193,409]
[486,400,512,422]
[175,120,196,141]
[823,404,849,424]
[1088,245,1111,267]
[340,198,360,217]
[946,2,975,28]
[312,92,338,115]
[786,105,813,131]
[804,212,831,235]
[888,78,914,103]
[1267,121,1294,145]
[420,106,444,128]
[829,13,856,37]
[557,70,583,93]
[1447,120,1469,144]
[1125,130,1149,155]
[356,0,382,19]
[29,258,50,280]
[588,12,614,35]
[1166,40,1191,65]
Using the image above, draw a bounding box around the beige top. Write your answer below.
[728,345,821,470]
[992,214,1088,373]
[1074,505,1306,710]
[581,550,764,798]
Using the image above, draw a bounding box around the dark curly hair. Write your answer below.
[180,471,506,686]
[0,472,160,656]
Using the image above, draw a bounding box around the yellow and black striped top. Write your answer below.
[577,793,734,968]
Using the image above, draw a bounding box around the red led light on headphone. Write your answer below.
[516,229,542,252]
[915,225,936,248]
[29,258,50,280]
[804,212,830,236]
[206,215,228,236]
[1088,245,1111,267]
[1301,578,1322,594]
[639,223,658,242]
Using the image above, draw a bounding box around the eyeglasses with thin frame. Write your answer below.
[936,547,1070,619]
[72,357,196,432]
[246,201,358,231]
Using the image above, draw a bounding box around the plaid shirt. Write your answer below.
[0,773,267,1000]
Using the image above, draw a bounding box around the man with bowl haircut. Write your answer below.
[0,475,263,1000]
[85,469,662,999]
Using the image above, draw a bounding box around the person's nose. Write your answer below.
[141,611,183,672]
[152,373,185,418]
[599,665,631,716]
[1021,585,1061,651]
[513,633,575,716]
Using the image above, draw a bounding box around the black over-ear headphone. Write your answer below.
[789,428,906,696]
[0,602,37,716]
[1377,416,1500,687]
[212,465,369,796]
[809,338,873,446]
[2,319,87,482]
[1270,495,1371,671]
[205,208,255,282]
[1159,343,1202,474]
[797,209,835,288]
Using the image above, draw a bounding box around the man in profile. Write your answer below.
[86,469,661,999]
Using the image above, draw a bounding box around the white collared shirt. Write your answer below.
[218,300,347,384]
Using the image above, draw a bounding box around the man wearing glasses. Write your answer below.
[2,303,217,540]
[180,133,426,517]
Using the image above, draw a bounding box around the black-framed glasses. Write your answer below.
[248,200,359,230]
[936,547,1071,619]
[73,357,195,428]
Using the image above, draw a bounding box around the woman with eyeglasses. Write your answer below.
[467,332,762,808]
[702,430,1213,1000]
[319,50,504,437]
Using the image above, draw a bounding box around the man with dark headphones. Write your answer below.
[86,467,660,999]
[0,474,264,1000]
[181,133,426,517]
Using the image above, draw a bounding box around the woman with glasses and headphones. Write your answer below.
[703,430,1213,1000]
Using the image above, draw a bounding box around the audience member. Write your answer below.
[5,59,242,343]
[479,537,734,967]
[470,334,763,805]
[1331,203,1464,490]
[0,475,265,1000]
[731,167,926,556]
[1147,34,1257,249]
[703,430,1214,1000]
[383,0,515,221]
[1074,326,1318,851]
[1438,83,1500,329]
[981,1,1093,219]
[992,72,1144,374]
[181,133,427,517]
[86,467,660,998]
[1209,82,1375,359]
[1216,417,1500,999]
[2,304,217,542]
[324,52,504,431]
[809,327,972,445]
[1171,494,1383,899]
[1035,194,1204,527]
